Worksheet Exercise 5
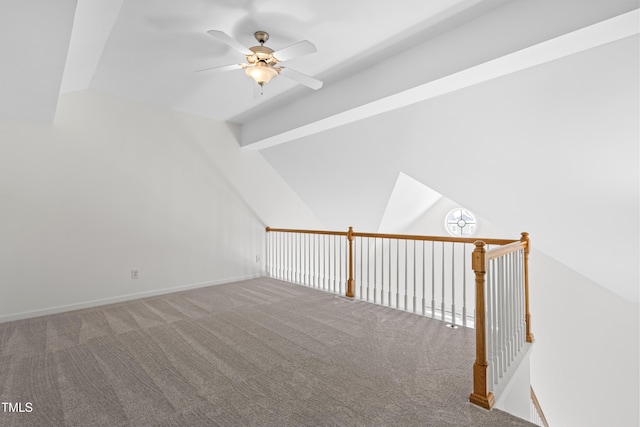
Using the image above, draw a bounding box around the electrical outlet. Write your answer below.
[256,255,261,263]
[131,270,139,279]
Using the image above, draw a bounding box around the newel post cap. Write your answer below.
[473,240,486,251]
[472,241,486,272]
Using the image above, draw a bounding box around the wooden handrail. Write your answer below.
[266,227,517,246]
[469,232,533,409]
[266,226,347,236]
[352,231,517,245]
[486,240,527,260]
[530,386,550,427]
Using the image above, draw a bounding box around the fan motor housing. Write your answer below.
[246,45,277,65]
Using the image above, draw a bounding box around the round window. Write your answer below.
[445,208,477,237]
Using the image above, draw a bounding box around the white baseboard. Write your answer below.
[0,273,266,323]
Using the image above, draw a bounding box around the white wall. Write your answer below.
[529,250,639,427]
[0,90,322,321]
[494,345,533,422]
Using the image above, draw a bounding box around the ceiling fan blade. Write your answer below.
[206,30,253,55]
[195,63,245,73]
[273,40,317,62]
[279,67,323,90]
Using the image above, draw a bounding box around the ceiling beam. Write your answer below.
[240,8,638,151]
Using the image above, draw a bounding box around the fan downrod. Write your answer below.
[254,31,269,45]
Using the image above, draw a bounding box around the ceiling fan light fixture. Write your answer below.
[204,30,322,92]
[245,61,279,86]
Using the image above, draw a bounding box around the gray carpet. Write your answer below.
[0,277,534,426]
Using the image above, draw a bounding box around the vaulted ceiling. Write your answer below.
[1,0,638,302]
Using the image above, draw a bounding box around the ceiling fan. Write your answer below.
[198,30,323,94]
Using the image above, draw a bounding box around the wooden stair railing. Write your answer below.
[469,233,533,409]
[265,227,532,410]
[530,386,550,427]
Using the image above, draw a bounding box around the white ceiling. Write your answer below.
[3,0,637,126]
[83,0,520,122]
[4,0,518,122]
[1,0,638,302]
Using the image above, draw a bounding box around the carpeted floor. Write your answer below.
[0,277,534,426]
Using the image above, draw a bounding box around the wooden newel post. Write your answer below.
[346,226,355,297]
[469,241,495,410]
[521,232,534,343]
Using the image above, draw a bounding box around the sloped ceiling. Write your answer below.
[65,0,515,121]
[378,173,443,233]
[0,0,638,302]
[0,0,77,121]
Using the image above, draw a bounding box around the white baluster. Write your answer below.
[489,260,499,384]
[487,263,496,386]
[431,241,436,318]
[422,241,426,316]
[451,242,456,325]
[441,242,445,321]
[381,238,384,305]
[373,238,378,303]
[312,234,316,287]
[506,253,513,365]
[337,238,340,293]
[396,239,400,309]
[308,234,312,286]
[404,240,408,311]
[510,252,516,362]
[463,243,467,327]
[498,257,505,378]
[324,235,328,290]
[359,237,363,298]
[327,235,331,291]
[275,233,279,279]
[516,249,522,349]
[285,233,288,281]
[388,239,392,307]
[316,234,320,288]
[413,240,417,313]
[366,238,370,302]
[305,234,308,286]
[339,234,343,293]
[280,232,283,280]
[298,234,302,284]
[338,238,344,295]
[520,249,526,348]
[289,233,292,282]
